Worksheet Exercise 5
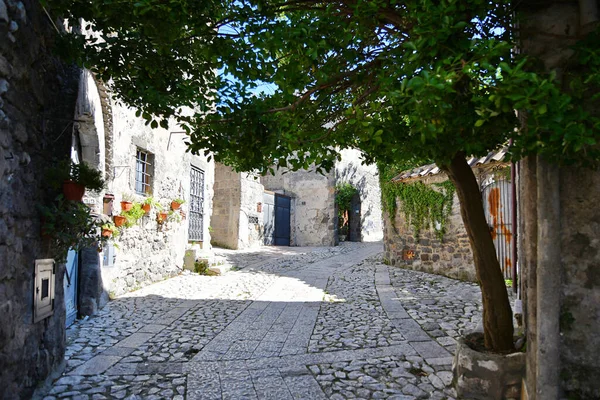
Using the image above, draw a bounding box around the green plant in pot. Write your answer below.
[39,196,107,262]
[101,222,119,238]
[121,193,135,211]
[142,197,161,214]
[121,202,145,227]
[48,160,105,202]
[171,198,185,210]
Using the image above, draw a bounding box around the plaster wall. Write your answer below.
[211,163,242,249]
[238,172,264,249]
[0,0,80,397]
[335,148,384,241]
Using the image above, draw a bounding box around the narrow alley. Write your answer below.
[38,242,488,400]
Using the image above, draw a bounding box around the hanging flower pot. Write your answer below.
[171,199,185,210]
[142,203,151,214]
[157,211,169,223]
[101,228,113,237]
[121,201,133,212]
[113,215,127,227]
[62,180,85,202]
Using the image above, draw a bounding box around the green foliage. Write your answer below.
[382,179,455,241]
[39,196,108,262]
[121,202,145,227]
[143,196,162,209]
[47,159,105,192]
[101,222,119,238]
[335,183,357,214]
[172,198,185,205]
[48,1,600,173]
[168,210,182,223]
[380,162,455,240]
[194,259,210,275]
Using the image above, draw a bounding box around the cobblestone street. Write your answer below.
[40,242,488,400]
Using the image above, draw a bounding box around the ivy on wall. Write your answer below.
[380,166,455,240]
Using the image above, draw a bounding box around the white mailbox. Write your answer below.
[34,259,56,323]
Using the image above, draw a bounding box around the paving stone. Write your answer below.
[41,244,489,400]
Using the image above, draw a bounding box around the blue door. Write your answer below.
[274,194,291,246]
[64,249,78,327]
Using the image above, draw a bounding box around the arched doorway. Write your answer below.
[347,192,362,242]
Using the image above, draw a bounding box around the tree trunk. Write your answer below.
[442,152,514,352]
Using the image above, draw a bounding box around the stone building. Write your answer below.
[211,163,264,250]
[210,149,383,250]
[71,70,216,313]
[260,148,384,247]
[1,1,82,397]
[383,149,514,283]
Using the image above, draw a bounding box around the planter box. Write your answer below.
[453,333,525,400]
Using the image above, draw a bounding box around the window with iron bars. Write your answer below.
[135,149,154,195]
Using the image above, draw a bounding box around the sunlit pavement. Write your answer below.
[40,242,484,399]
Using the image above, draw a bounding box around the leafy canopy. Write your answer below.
[48,0,600,172]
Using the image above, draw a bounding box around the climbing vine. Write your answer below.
[379,165,455,241]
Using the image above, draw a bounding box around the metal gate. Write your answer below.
[263,192,291,246]
[64,249,78,327]
[189,166,204,241]
[483,179,514,279]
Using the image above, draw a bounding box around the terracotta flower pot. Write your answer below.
[157,211,168,223]
[142,203,151,214]
[101,229,113,237]
[121,201,133,211]
[171,201,182,210]
[113,215,127,227]
[62,180,85,202]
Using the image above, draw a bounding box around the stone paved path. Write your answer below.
[40,242,490,400]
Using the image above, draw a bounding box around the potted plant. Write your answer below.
[121,193,134,211]
[101,222,118,238]
[48,160,105,202]
[171,198,185,210]
[157,211,169,223]
[113,215,127,227]
[38,196,107,262]
[121,202,145,227]
[142,197,161,214]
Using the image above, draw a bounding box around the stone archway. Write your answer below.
[72,70,113,317]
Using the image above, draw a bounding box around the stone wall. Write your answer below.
[0,0,80,397]
[383,175,476,282]
[97,101,214,296]
[262,166,337,246]
[335,149,384,242]
[557,166,600,398]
